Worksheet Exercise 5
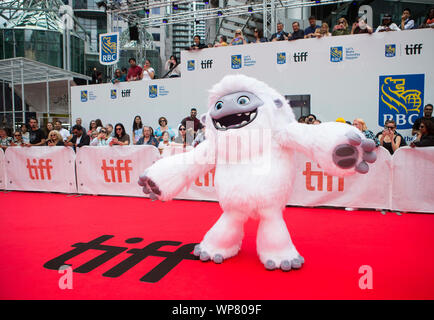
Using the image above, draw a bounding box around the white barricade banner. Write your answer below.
[76,145,161,197]
[391,147,434,213]
[289,147,392,209]
[0,149,5,190]
[5,146,77,193]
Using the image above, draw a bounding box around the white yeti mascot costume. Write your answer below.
[138,75,377,271]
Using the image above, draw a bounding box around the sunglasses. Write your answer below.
[420,125,425,128]
[14,134,21,137]
[386,126,395,129]
[100,130,107,133]
[116,128,122,131]
[179,128,186,131]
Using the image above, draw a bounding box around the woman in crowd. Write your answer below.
[252,29,268,43]
[0,127,13,150]
[136,126,159,148]
[192,126,206,147]
[11,131,25,146]
[411,119,434,147]
[154,117,176,141]
[158,131,172,154]
[46,130,65,146]
[214,35,228,47]
[352,118,380,146]
[351,16,373,34]
[90,127,112,146]
[141,59,155,80]
[165,55,181,78]
[230,29,248,45]
[44,122,54,139]
[332,17,350,36]
[132,115,143,145]
[419,8,434,28]
[21,124,30,144]
[95,119,103,132]
[375,14,400,32]
[174,125,194,147]
[376,119,406,154]
[308,22,331,38]
[88,120,97,136]
[111,69,126,84]
[110,123,130,146]
[105,123,114,137]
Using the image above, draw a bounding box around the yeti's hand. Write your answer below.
[138,171,162,201]
[333,131,377,174]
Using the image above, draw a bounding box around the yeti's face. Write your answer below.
[209,91,264,131]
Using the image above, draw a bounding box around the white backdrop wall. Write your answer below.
[72,29,433,141]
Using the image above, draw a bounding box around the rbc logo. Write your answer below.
[100,34,118,64]
[231,55,242,69]
[187,60,195,71]
[379,74,424,129]
[110,89,117,99]
[330,47,343,62]
[385,44,396,57]
[80,90,88,102]
[277,52,286,64]
[149,85,158,98]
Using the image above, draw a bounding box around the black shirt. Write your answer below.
[289,30,305,40]
[270,31,289,41]
[29,128,45,145]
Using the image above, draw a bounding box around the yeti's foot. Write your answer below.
[138,171,161,200]
[262,250,305,272]
[193,243,240,265]
[332,132,377,174]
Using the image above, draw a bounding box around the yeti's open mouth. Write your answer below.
[212,109,258,131]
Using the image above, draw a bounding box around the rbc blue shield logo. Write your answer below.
[80,90,88,102]
[187,60,195,71]
[231,55,242,69]
[385,44,396,57]
[379,74,424,129]
[330,47,343,62]
[110,89,117,99]
[277,52,286,64]
[149,85,158,98]
[99,32,119,65]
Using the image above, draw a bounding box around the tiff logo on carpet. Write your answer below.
[26,159,53,180]
[101,159,132,183]
[302,162,344,192]
[44,235,198,283]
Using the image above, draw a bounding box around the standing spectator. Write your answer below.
[411,119,434,147]
[136,126,159,148]
[154,117,176,141]
[111,69,126,84]
[141,59,155,80]
[75,117,83,128]
[174,125,194,147]
[0,127,13,150]
[189,35,206,50]
[351,16,373,34]
[412,104,433,136]
[352,118,380,146]
[165,55,181,78]
[332,17,350,36]
[127,58,142,81]
[270,22,288,41]
[311,22,332,38]
[105,123,114,137]
[90,127,112,146]
[230,29,248,46]
[11,131,25,146]
[46,130,65,146]
[419,8,434,28]
[252,28,268,43]
[181,108,203,137]
[88,120,97,136]
[65,125,90,151]
[288,22,305,40]
[214,35,228,47]
[20,124,30,144]
[400,8,415,30]
[304,16,320,38]
[376,120,406,154]
[305,114,317,124]
[132,115,143,145]
[28,118,46,146]
[110,123,130,146]
[376,14,400,32]
[54,120,70,141]
[44,122,54,139]
[158,131,172,154]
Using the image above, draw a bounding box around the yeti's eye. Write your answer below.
[237,96,250,105]
[215,101,223,110]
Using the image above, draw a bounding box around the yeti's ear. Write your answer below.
[200,113,207,125]
[273,99,283,108]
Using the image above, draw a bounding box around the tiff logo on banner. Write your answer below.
[293,52,308,62]
[26,159,53,180]
[101,159,132,183]
[405,44,422,55]
[302,162,344,192]
[121,89,131,97]
[201,60,213,69]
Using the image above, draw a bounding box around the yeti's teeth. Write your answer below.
[221,125,226,129]
[237,113,242,116]
[216,122,222,128]
[245,112,250,116]
[250,113,255,120]
[241,121,248,126]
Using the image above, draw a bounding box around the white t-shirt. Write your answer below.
[141,67,155,80]
[59,128,70,141]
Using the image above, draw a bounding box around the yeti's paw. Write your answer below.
[138,171,162,201]
[193,244,238,264]
[262,250,305,272]
[332,131,377,174]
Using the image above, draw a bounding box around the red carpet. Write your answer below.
[0,191,433,300]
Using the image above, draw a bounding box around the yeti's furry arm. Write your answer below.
[138,139,216,201]
[276,121,377,176]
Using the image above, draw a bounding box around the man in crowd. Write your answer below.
[401,8,415,30]
[288,22,305,40]
[189,35,207,50]
[181,108,203,137]
[28,117,46,146]
[54,120,71,141]
[270,22,288,41]
[127,58,142,81]
[412,104,434,136]
[304,16,320,37]
[65,125,90,151]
